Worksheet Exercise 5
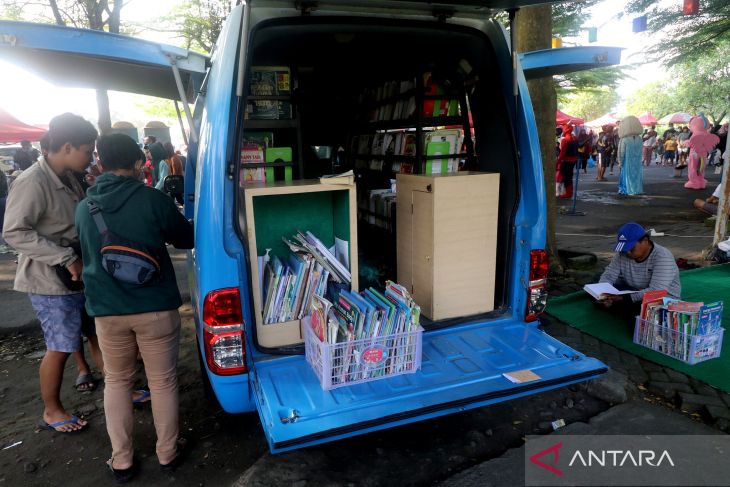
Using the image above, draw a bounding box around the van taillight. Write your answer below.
[203,288,247,375]
[526,250,549,322]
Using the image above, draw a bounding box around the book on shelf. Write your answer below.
[261,231,338,325]
[247,66,292,120]
[426,129,464,173]
[320,170,355,186]
[425,141,450,175]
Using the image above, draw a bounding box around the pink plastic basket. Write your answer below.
[633,317,724,365]
[304,319,423,390]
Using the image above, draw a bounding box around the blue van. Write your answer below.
[0,1,621,453]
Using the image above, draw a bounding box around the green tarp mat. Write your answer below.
[547,264,730,393]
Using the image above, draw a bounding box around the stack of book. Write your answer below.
[240,131,273,184]
[246,66,292,120]
[636,290,724,362]
[308,280,422,385]
[360,79,417,122]
[261,231,350,325]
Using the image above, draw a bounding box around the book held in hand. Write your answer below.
[583,283,635,301]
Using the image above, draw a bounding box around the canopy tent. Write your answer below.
[556,110,584,125]
[0,108,47,142]
[658,112,693,125]
[638,112,658,126]
[585,113,620,128]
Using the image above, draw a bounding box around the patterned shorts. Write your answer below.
[29,293,96,353]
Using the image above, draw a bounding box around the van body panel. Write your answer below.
[0,20,207,100]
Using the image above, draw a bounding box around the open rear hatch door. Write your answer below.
[251,319,606,452]
[0,20,208,101]
[520,46,624,80]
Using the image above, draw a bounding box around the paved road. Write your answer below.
[557,164,722,264]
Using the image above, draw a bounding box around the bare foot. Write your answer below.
[43,410,88,432]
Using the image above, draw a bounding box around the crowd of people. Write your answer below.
[0,113,193,483]
[555,117,728,205]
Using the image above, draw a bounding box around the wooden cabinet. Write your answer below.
[396,172,499,321]
[240,180,358,348]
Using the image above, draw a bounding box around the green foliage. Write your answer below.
[625,39,729,124]
[625,80,677,119]
[560,88,619,121]
[133,97,178,121]
[552,0,603,38]
[171,0,232,54]
[0,4,24,21]
[624,0,730,66]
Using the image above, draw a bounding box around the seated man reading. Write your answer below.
[597,222,681,318]
[693,183,722,216]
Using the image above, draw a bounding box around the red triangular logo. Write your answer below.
[529,442,564,476]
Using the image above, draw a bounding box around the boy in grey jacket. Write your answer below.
[2,113,99,433]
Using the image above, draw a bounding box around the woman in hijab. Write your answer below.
[556,124,579,198]
[147,142,168,188]
[617,115,644,195]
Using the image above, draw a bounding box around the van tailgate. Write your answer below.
[251,318,606,452]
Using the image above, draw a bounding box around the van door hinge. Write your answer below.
[433,8,455,22]
[296,1,317,15]
[227,160,235,180]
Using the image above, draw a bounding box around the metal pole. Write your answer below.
[571,160,580,212]
[174,100,189,147]
[713,132,730,246]
[169,58,198,143]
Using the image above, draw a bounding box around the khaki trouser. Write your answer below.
[96,310,181,466]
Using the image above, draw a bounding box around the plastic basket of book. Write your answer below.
[304,320,423,390]
[633,317,724,365]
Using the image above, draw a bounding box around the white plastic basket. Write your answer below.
[633,317,724,365]
[304,319,423,390]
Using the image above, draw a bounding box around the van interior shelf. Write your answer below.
[351,152,468,161]
[243,119,298,129]
[354,116,464,133]
[240,161,296,168]
[246,95,292,101]
[360,90,461,109]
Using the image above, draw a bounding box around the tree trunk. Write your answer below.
[96,88,112,135]
[514,6,562,272]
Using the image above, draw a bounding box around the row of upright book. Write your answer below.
[635,290,724,364]
[261,231,351,325]
[352,128,465,175]
[246,66,292,120]
[358,72,461,123]
[239,131,293,185]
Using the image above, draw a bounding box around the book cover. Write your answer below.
[248,67,292,120]
[425,141,450,175]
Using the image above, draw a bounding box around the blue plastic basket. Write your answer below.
[633,317,724,365]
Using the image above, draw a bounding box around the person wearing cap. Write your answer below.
[597,222,681,317]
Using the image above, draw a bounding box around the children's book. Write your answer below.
[425,141,450,175]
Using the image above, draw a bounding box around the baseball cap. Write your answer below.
[614,222,647,253]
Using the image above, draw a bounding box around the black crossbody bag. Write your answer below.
[87,200,161,285]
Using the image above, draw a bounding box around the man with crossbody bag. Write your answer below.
[75,134,193,483]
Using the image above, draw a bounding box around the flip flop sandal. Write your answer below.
[132,388,151,409]
[75,373,98,392]
[38,415,88,434]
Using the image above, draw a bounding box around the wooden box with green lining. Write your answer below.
[241,180,359,348]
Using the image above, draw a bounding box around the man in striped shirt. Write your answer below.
[598,222,681,317]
